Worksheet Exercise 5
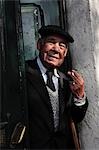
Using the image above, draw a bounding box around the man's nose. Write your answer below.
[53,43,60,51]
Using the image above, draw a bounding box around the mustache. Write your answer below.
[47,49,60,55]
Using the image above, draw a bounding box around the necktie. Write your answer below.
[46,70,56,92]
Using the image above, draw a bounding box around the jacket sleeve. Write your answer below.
[71,97,88,123]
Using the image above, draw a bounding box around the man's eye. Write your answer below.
[60,43,67,48]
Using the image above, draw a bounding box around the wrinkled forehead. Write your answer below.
[43,35,68,44]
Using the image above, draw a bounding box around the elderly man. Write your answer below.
[25,25,88,149]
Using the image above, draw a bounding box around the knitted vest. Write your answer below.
[47,86,59,131]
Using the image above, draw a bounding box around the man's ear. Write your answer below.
[37,38,42,50]
[64,48,68,57]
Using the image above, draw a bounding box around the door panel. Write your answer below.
[21,3,44,60]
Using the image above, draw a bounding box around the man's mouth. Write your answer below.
[47,51,59,59]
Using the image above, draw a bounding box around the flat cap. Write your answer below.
[38,25,74,43]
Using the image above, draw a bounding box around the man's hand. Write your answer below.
[67,70,84,99]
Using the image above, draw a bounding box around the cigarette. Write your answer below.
[72,72,74,76]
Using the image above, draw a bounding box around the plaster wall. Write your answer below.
[66,0,99,149]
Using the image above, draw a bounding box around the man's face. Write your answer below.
[37,35,68,68]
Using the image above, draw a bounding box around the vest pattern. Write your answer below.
[47,86,59,131]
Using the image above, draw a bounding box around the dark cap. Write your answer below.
[38,25,74,43]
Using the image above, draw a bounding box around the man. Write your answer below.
[25,25,88,149]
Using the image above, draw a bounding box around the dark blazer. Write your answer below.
[24,58,88,149]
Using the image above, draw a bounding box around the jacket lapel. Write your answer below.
[26,59,51,108]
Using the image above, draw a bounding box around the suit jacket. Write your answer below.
[24,58,88,149]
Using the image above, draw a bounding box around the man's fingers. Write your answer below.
[72,70,81,77]
[68,70,84,85]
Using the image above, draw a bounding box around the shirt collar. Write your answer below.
[37,57,60,78]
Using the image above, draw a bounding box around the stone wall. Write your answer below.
[66,0,99,149]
